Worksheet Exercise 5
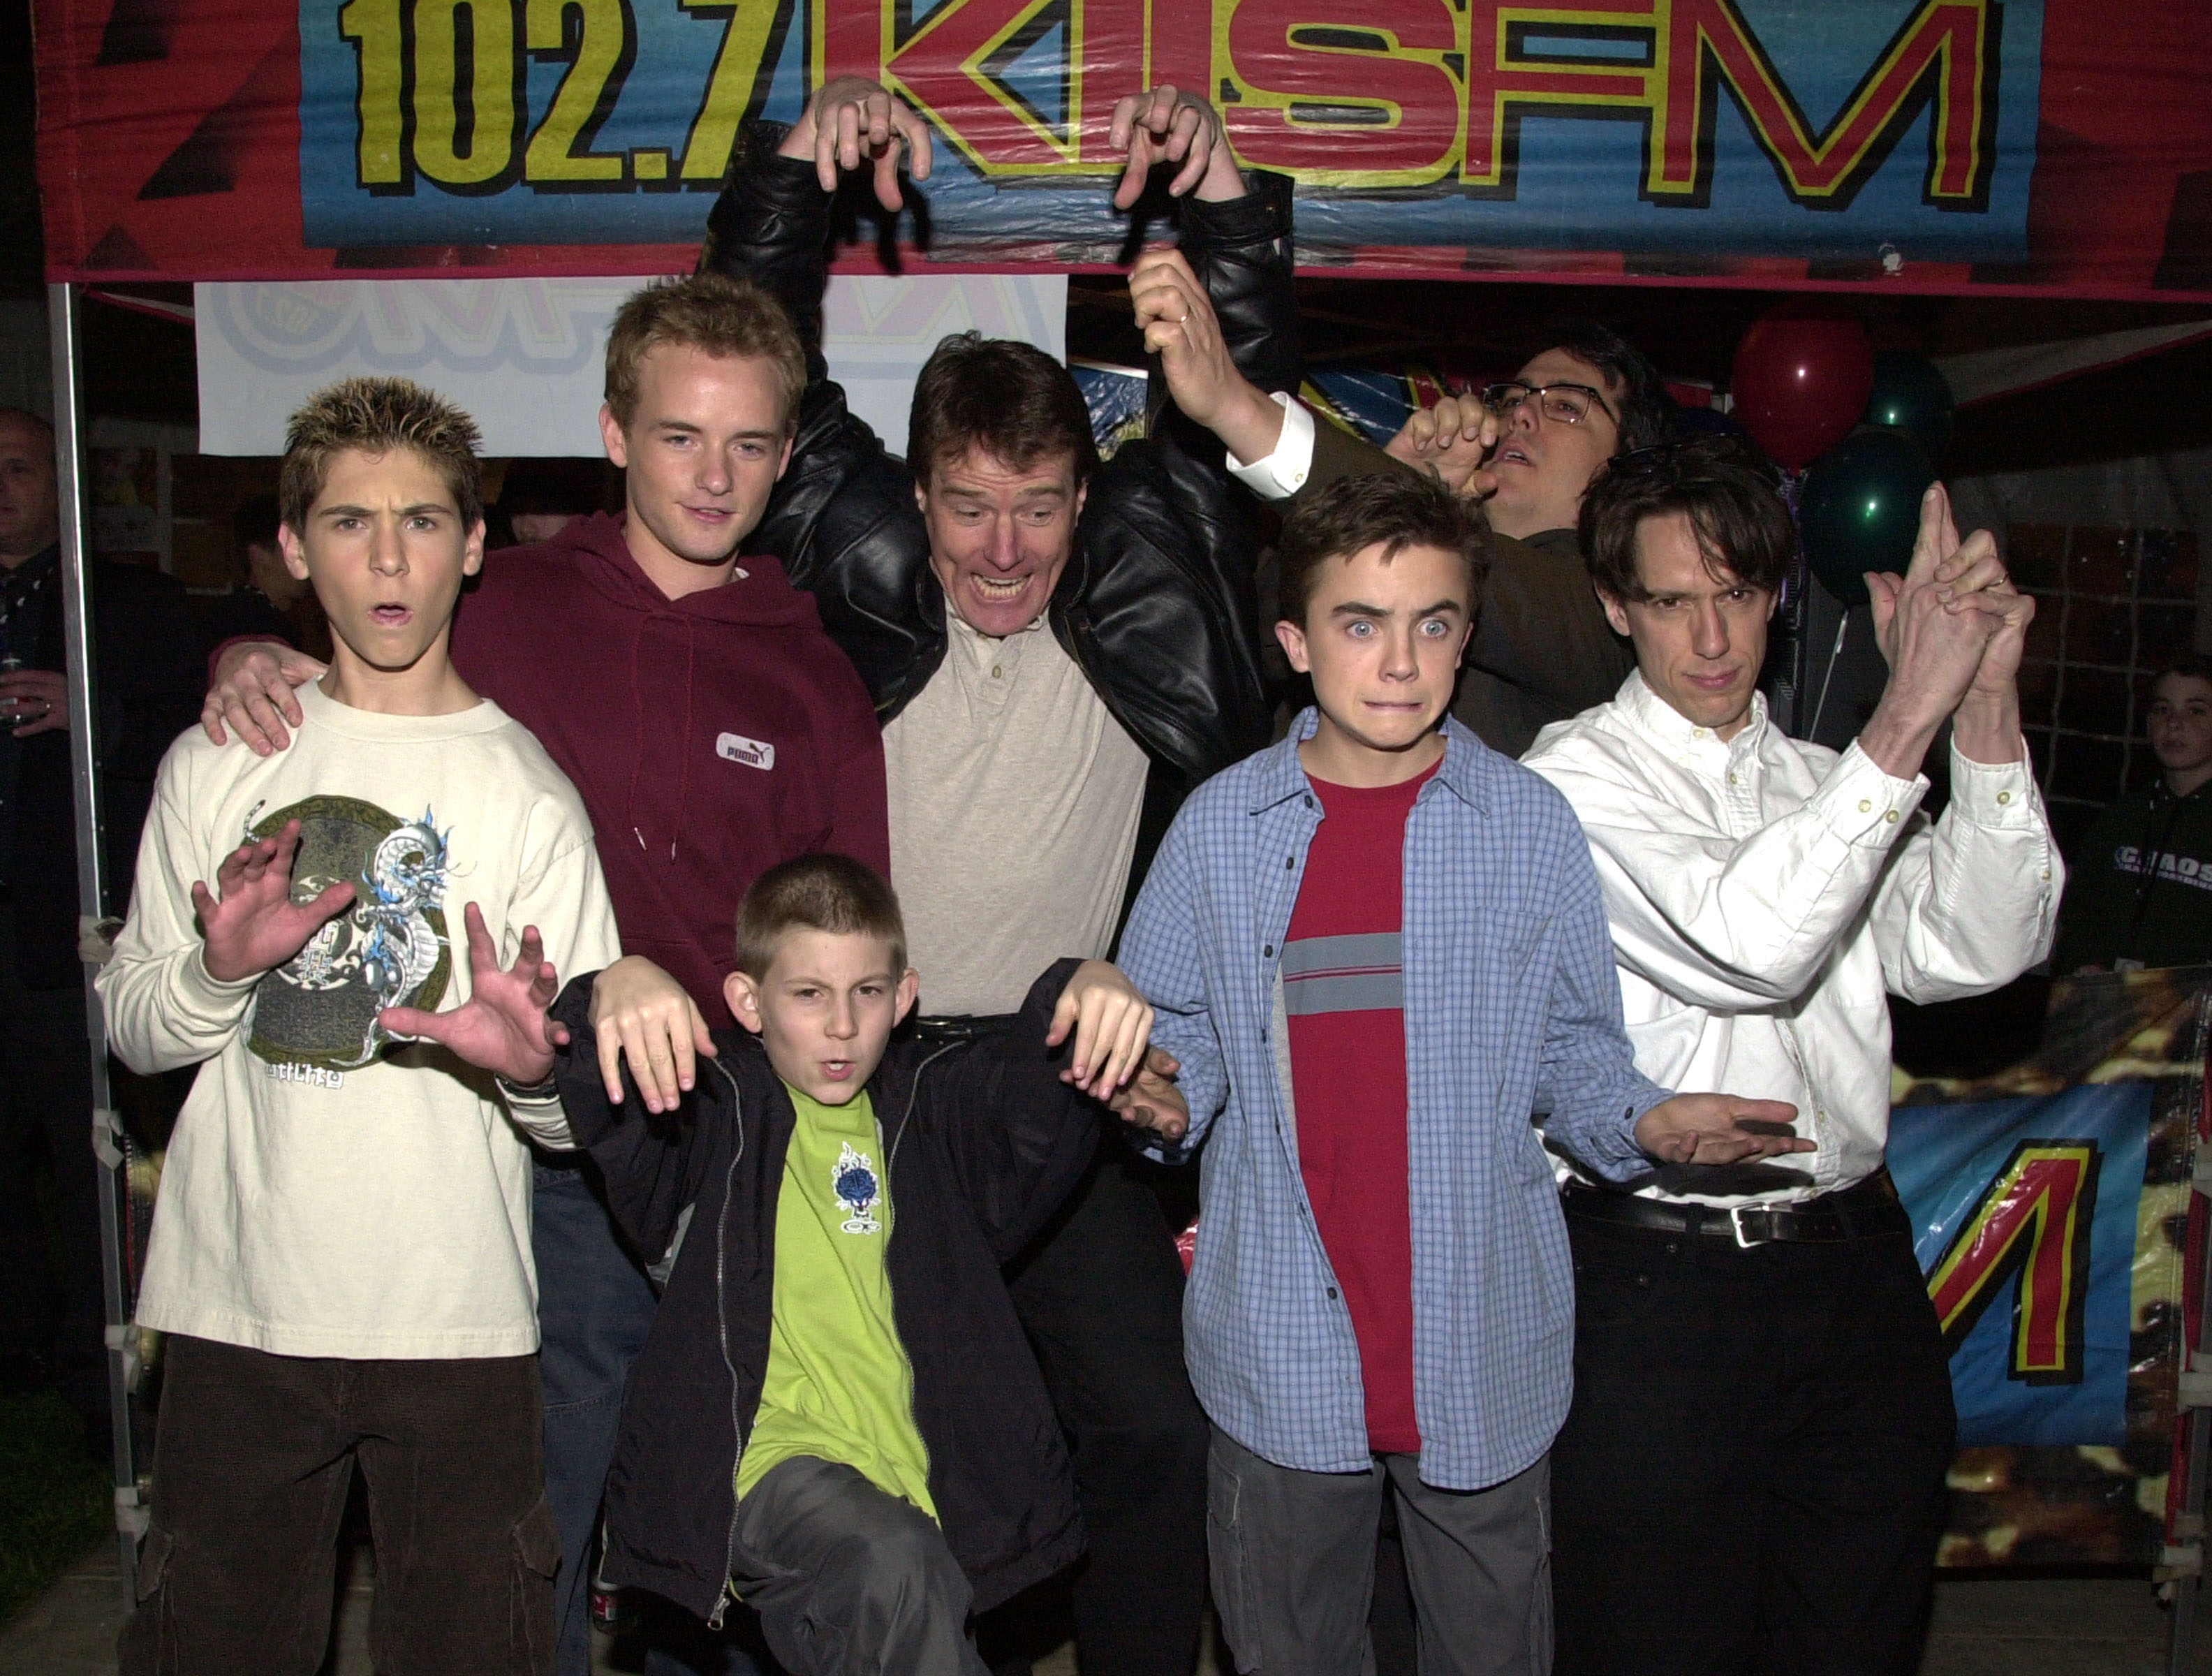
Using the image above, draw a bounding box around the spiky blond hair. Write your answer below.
[279,378,484,534]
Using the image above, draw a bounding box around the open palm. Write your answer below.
[193,820,357,984]
[379,902,570,1086]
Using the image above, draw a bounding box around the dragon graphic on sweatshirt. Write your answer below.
[241,795,454,1073]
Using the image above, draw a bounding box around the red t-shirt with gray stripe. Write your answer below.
[1283,763,1434,1456]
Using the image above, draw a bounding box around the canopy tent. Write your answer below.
[28,0,2212,1648]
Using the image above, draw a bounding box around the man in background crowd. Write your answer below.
[494,458,611,549]
[199,492,327,660]
[2056,655,2212,973]
[0,407,202,1454]
[1154,309,1665,755]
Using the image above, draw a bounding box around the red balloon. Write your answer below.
[1729,311,1875,471]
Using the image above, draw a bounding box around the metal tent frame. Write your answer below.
[47,281,145,1612]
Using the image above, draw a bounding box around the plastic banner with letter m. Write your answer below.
[1889,969,2209,1568]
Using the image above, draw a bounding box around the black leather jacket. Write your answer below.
[702,126,1295,823]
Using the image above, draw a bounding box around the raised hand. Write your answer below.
[589,955,717,1113]
[1109,1046,1189,1140]
[378,902,571,1086]
[1857,484,2016,777]
[193,819,357,983]
[1386,394,1501,501]
[1633,1094,1808,1168]
[1105,85,1239,208]
[200,640,328,754]
[778,76,933,210]
[1047,960,1156,1098]
[1131,248,1286,465]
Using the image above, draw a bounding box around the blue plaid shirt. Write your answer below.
[1119,712,1669,1487]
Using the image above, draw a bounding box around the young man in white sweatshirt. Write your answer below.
[98,378,621,1675]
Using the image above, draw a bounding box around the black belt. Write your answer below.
[910,1013,1019,1045]
[1561,1170,1909,1247]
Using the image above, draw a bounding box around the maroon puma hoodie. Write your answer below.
[450,513,887,1026]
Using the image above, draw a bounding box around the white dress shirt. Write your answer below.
[1524,672,2063,1205]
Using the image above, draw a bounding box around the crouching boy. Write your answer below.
[407,851,1187,1676]
[1114,473,1804,1676]
[98,378,621,1674]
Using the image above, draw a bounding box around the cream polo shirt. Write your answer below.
[881,609,1150,1017]
[1524,672,2062,1206]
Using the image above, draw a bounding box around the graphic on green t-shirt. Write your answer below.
[735,1084,936,1520]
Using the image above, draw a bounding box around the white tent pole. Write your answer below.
[45,280,142,1612]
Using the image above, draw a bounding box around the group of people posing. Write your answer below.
[89,75,2060,1676]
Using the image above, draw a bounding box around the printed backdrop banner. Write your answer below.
[1888,969,2208,1569]
[33,0,2212,294]
[194,272,1067,455]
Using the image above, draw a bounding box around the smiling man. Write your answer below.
[199,277,889,1676]
[1523,435,2060,1675]
[700,77,1288,1676]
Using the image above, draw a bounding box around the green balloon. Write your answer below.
[1799,429,1936,608]
[1862,351,1954,460]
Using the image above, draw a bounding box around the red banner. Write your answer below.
[33,0,2212,293]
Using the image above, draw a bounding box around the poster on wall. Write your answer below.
[34,0,2212,295]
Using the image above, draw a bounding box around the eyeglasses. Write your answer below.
[1480,381,1619,428]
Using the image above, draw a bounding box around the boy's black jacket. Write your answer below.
[548,958,1098,1622]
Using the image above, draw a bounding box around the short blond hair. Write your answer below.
[604,273,806,434]
[279,378,483,534]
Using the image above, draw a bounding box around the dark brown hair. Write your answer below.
[1579,433,1794,601]
[604,273,806,435]
[2155,656,2212,688]
[1276,469,1491,627]
[279,378,483,534]
[906,333,1099,490]
[733,853,907,980]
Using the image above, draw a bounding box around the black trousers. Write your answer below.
[1003,1141,1210,1676]
[120,1335,558,1676]
[1549,1212,1956,1676]
[0,904,104,1422]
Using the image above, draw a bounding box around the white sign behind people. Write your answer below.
[194,273,1068,458]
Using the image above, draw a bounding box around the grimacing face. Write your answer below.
[915,447,1086,639]
[1600,509,1776,741]
[279,446,483,679]
[1276,540,1474,767]
[723,929,920,1108]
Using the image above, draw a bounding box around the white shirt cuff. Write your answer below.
[1826,741,1930,846]
[1948,740,2041,827]
[1227,393,1313,501]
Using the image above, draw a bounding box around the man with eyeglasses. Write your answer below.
[1160,315,1665,756]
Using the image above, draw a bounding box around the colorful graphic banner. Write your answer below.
[1888,968,2207,1568]
[1892,1085,2148,1448]
[34,0,2212,293]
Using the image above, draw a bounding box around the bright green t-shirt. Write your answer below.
[735,1084,936,1520]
